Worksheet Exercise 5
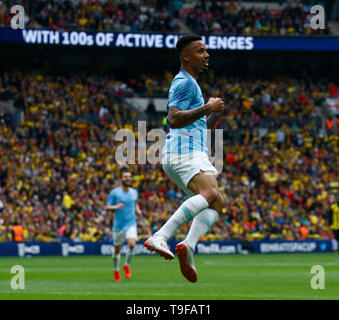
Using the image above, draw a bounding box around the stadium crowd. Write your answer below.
[0,0,331,35]
[0,0,180,33]
[0,68,338,243]
[180,1,331,36]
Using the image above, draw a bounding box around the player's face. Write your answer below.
[121,172,132,187]
[186,40,209,72]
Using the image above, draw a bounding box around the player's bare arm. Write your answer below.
[105,203,125,210]
[135,204,142,215]
[168,97,225,129]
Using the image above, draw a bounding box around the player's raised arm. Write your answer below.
[168,97,225,129]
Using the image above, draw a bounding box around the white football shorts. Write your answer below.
[113,225,137,246]
[161,150,218,197]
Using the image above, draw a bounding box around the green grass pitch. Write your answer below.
[0,253,338,300]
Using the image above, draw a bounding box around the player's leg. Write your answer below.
[145,152,222,258]
[155,193,210,239]
[176,172,224,282]
[145,152,224,264]
[113,245,122,282]
[145,156,215,257]
[123,226,137,279]
[161,154,224,237]
[186,173,224,241]
[187,171,225,214]
[144,163,209,259]
[113,231,125,282]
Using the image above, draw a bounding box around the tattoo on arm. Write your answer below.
[168,105,210,129]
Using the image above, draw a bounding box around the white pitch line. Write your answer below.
[202,262,339,267]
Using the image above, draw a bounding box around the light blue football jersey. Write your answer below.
[106,187,138,231]
[164,68,208,154]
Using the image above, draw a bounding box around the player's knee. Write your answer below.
[128,239,136,249]
[200,188,219,205]
[209,194,225,214]
[114,246,122,254]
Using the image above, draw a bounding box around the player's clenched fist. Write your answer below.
[115,203,125,209]
[207,97,225,112]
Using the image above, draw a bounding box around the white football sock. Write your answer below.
[124,247,134,266]
[112,251,121,271]
[155,194,209,239]
[185,208,219,251]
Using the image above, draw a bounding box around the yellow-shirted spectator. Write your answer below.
[62,192,75,209]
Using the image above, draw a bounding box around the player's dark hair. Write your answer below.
[176,34,202,55]
[120,167,130,178]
